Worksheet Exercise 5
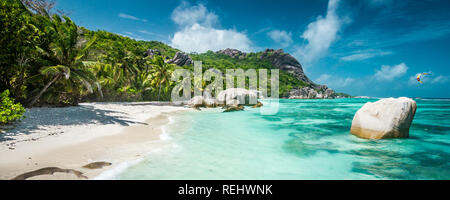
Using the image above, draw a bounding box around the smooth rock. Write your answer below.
[350,97,417,139]
[187,96,204,108]
[217,88,259,106]
[252,101,263,108]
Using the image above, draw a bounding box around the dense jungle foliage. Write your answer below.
[0,0,329,109]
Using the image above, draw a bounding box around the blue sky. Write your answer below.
[56,0,450,98]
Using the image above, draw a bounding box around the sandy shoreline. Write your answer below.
[0,102,190,180]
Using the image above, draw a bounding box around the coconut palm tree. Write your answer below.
[28,14,97,107]
[150,55,174,101]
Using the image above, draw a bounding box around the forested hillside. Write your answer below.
[0,0,348,110]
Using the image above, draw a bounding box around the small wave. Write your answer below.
[160,117,174,141]
[159,129,172,141]
[93,148,165,180]
[417,98,450,101]
[93,158,144,180]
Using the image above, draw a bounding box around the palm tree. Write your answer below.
[28,15,97,107]
[133,70,152,99]
[103,41,140,94]
[150,55,174,101]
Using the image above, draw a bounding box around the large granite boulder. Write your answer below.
[187,96,204,108]
[186,89,262,110]
[187,92,218,108]
[217,88,259,106]
[350,97,417,139]
[168,52,193,66]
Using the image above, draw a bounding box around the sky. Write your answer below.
[55,0,450,98]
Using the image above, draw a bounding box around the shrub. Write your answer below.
[0,90,26,124]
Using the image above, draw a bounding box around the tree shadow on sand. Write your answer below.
[1,104,147,141]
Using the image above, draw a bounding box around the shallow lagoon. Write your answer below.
[118,99,450,180]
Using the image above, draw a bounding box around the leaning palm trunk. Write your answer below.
[158,84,162,101]
[28,74,61,107]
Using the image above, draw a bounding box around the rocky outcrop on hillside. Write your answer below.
[144,49,161,58]
[144,49,193,66]
[167,52,193,66]
[259,49,313,85]
[217,48,247,59]
[217,48,338,99]
[260,49,341,99]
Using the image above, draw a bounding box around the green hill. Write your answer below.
[0,0,348,107]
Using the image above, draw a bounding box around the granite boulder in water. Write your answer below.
[350,97,417,139]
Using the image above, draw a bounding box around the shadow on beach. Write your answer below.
[0,104,147,142]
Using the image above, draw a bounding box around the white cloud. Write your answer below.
[374,63,408,81]
[171,3,218,27]
[118,13,148,22]
[139,30,168,40]
[252,27,272,36]
[170,2,252,53]
[408,74,420,85]
[431,75,449,84]
[316,74,332,84]
[315,74,355,88]
[171,24,252,53]
[295,0,350,64]
[340,49,393,61]
[267,30,293,48]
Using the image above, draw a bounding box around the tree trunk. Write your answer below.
[158,84,162,101]
[14,53,29,100]
[28,74,61,107]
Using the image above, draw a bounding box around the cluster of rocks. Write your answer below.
[288,86,336,99]
[144,49,193,66]
[216,48,247,59]
[350,97,417,139]
[167,52,193,66]
[144,49,161,58]
[187,88,263,112]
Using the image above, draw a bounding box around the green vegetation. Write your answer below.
[190,51,311,96]
[0,90,26,124]
[1,0,345,108]
[1,0,181,104]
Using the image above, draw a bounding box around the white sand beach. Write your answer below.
[0,102,190,180]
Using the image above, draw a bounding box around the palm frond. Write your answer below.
[39,65,69,76]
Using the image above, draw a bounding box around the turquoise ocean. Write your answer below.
[116,99,450,180]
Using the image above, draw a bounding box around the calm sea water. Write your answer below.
[116,98,450,180]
